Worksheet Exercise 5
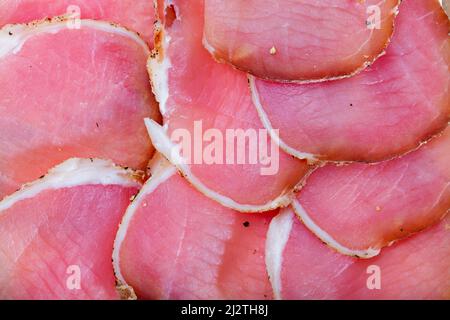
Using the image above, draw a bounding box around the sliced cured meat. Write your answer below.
[204,0,400,82]
[292,127,450,258]
[147,0,308,212]
[266,208,450,299]
[0,18,160,199]
[251,0,450,162]
[0,0,155,45]
[113,155,274,300]
[0,158,142,300]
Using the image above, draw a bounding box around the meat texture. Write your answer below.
[0,17,159,199]
[251,0,449,162]
[293,127,450,258]
[114,155,274,299]
[266,208,450,299]
[204,0,400,82]
[0,158,141,300]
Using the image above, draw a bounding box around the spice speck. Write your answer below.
[269,46,277,55]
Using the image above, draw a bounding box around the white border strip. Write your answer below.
[147,27,172,116]
[249,75,318,162]
[144,118,294,212]
[0,158,141,212]
[112,155,176,286]
[291,200,380,258]
[0,16,149,59]
[265,207,295,300]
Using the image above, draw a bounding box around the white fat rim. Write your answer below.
[147,24,171,116]
[112,155,176,286]
[291,200,380,259]
[248,75,318,162]
[144,118,293,212]
[0,158,141,212]
[0,17,149,59]
[265,207,294,300]
[202,36,216,55]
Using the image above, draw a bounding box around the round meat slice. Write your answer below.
[204,0,400,82]
[0,158,142,300]
[147,0,308,212]
[0,17,160,199]
[114,155,274,299]
[293,127,450,258]
[266,208,450,299]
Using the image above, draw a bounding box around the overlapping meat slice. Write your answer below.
[251,0,449,162]
[292,127,450,258]
[204,0,400,82]
[0,158,142,300]
[266,208,450,299]
[147,0,308,212]
[113,155,273,299]
[0,0,155,45]
[0,18,160,199]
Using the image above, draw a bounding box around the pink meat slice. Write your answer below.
[113,156,274,299]
[0,0,155,45]
[293,127,450,258]
[251,0,449,162]
[147,0,308,212]
[0,158,141,300]
[0,18,160,199]
[204,0,400,82]
[266,208,450,299]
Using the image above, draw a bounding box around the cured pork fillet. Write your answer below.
[0,0,155,45]
[0,17,159,199]
[113,155,273,299]
[266,208,450,300]
[293,127,450,258]
[146,0,308,212]
[251,0,449,162]
[0,158,141,300]
[204,0,400,82]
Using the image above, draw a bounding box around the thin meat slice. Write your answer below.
[147,0,308,212]
[113,155,274,300]
[0,0,155,45]
[266,208,450,299]
[252,0,449,162]
[0,17,160,199]
[0,158,142,300]
[204,0,400,82]
[293,127,450,258]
